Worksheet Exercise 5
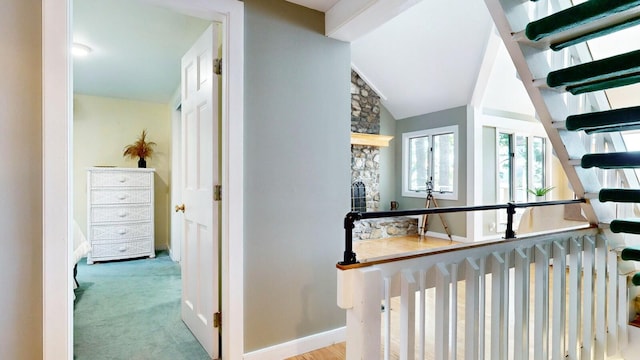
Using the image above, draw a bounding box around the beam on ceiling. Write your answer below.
[325,0,421,42]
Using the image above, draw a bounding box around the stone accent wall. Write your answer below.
[353,217,419,240]
[351,70,381,212]
[351,145,379,212]
[351,72,380,134]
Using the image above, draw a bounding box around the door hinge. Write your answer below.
[214,184,222,201]
[213,58,222,76]
[213,312,221,328]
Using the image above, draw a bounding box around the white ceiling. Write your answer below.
[73,0,210,104]
[74,0,492,117]
[75,0,639,119]
[350,0,493,119]
[285,0,339,12]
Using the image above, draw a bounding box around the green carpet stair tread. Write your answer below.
[621,247,640,262]
[599,188,640,203]
[566,73,640,95]
[547,50,640,93]
[566,105,640,133]
[526,0,640,41]
[633,272,640,286]
[551,16,640,51]
[581,151,640,169]
[611,219,640,234]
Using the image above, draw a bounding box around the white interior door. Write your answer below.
[180,23,220,359]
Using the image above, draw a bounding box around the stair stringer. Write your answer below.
[483,0,613,225]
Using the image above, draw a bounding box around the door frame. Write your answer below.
[42,1,244,359]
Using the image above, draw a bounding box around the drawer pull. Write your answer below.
[118,211,128,218]
[119,176,127,183]
[118,246,127,252]
[118,228,127,235]
[117,194,127,200]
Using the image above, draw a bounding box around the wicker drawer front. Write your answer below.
[91,189,151,205]
[90,171,152,188]
[91,205,152,223]
[91,239,153,259]
[91,223,153,241]
[87,168,155,264]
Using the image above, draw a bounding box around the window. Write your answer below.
[497,131,548,231]
[497,132,547,203]
[402,125,458,199]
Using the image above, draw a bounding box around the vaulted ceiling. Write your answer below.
[74,0,493,120]
[74,0,639,120]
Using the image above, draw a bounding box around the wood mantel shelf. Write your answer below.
[350,132,394,147]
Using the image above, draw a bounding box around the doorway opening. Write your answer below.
[42,0,244,359]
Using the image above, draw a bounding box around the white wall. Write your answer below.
[73,94,172,250]
[0,0,43,358]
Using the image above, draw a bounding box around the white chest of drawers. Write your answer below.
[87,167,155,264]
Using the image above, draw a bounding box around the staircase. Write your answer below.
[485,0,640,224]
[484,0,640,356]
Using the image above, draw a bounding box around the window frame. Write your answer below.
[496,129,551,203]
[402,125,459,200]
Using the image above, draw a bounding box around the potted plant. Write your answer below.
[527,186,554,201]
[123,129,156,168]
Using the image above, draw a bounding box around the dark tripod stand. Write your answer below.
[420,181,452,241]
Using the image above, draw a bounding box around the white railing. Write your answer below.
[337,228,629,359]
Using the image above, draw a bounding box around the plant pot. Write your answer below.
[138,158,147,168]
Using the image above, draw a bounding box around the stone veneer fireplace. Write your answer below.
[350,71,419,240]
[351,70,381,212]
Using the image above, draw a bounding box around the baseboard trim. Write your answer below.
[425,230,467,243]
[243,327,345,360]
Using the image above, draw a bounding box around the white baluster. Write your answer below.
[479,257,486,360]
[582,236,596,360]
[568,237,582,360]
[618,274,628,352]
[594,235,607,358]
[435,263,450,360]
[552,241,567,360]
[450,263,458,360]
[534,244,549,360]
[401,269,416,360]
[465,257,480,360]
[491,252,506,360]
[384,276,391,360]
[514,247,531,360]
[418,271,426,360]
[607,249,619,356]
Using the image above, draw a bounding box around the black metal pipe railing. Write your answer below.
[339,198,586,265]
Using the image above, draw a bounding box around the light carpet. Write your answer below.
[74,251,210,360]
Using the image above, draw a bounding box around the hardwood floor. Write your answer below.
[353,234,461,261]
[286,343,346,360]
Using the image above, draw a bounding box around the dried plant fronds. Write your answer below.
[123,129,157,160]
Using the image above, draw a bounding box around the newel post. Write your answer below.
[338,267,382,360]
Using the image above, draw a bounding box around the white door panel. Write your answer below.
[180,23,219,359]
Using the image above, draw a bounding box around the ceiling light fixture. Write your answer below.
[72,43,92,57]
